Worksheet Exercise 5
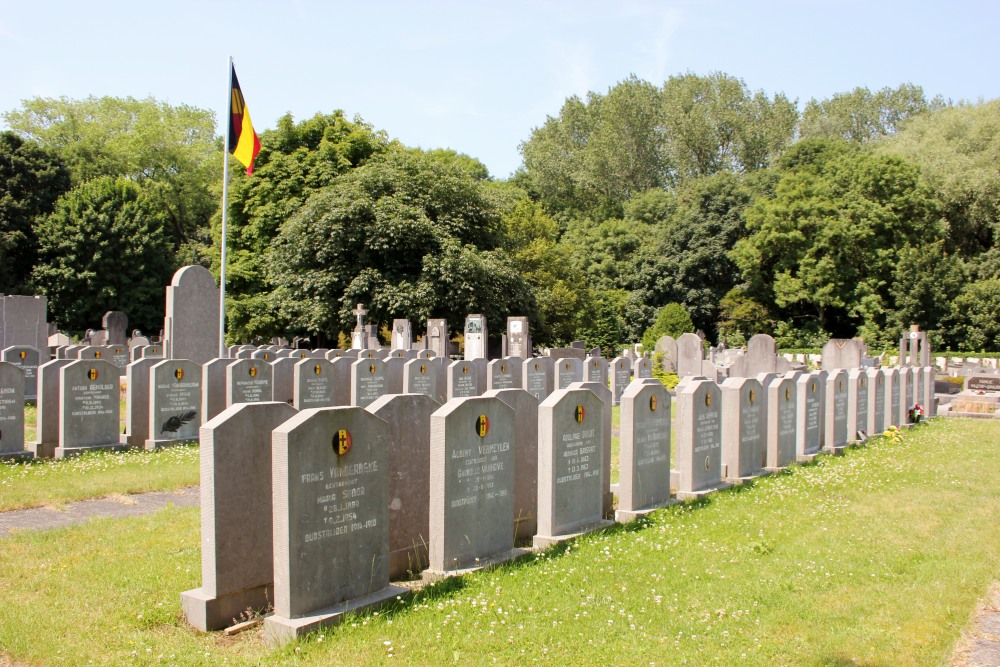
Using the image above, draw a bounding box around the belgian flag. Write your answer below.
[228,65,260,175]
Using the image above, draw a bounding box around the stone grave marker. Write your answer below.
[821,338,866,371]
[270,357,298,405]
[391,319,412,351]
[555,357,583,389]
[585,355,608,385]
[0,361,28,459]
[825,369,849,452]
[568,380,614,517]
[234,348,255,360]
[201,359,230,423]
[56,359,122,458]
[507,316,531,359]
[634,357,653,379]
[292,358,336,410]
[471,358,488,393]
[181,401,297,632]
[227,358,273,407]
[265,407,405,644]
[898,365,911,423]
[676,333,704,377]
[426,318,449,358]
[764,372,797,470]
[720,377,766,481]
[885,366,901,427]
[102,311,128,345]
[369,393,440,579]
[655,335,678,372]
[403,358,439,400]
[674,377,729,499]
[0,295,48,354]
[487,357,521,390]
[484,388,539,542]
[351,357,388,408]
[534,387,611,547]
[847,368,869,441]
[122,358,160,448]
[522,357,554,403]
[163,265,220,365]
[2,346,39,402]
[251,349,276,362]
[616,380,672,521]
[383,356,405,395]
[146,359,202,449]
[867,368,886,435]
[610,357,632,405]
[27,358,72,458]
[463,314,488,360]
[446,359,480,400]
[922,366,935,418]
[327,357,354,406]
[795,371,826,460]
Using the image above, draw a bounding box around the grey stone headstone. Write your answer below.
[654,335,678,372]
[391,319,412,351]
[251,349,276,362]
[922,367,935,418]
[57,359,121,457]
[487,358,522,390]
[585,356,608,385]
[146,359,202,449]
[555,357,583,389]
[227,358,274,407]
[267,407,402,643]
[201,358,230,424]
[617,380,671,517]
[164,265,220,365]
[675,378,725,497]
[0,295,48,354]
[795,370,826,458]
[426,319,449,359]
[368,393,440,579]
[483,388,539,542]
[867,368,885,435]
[123,358,160,448]
[293,358,336,410]
[885,366,901,427]
[383,356,405,395]
[676,333,704,377]
[181,401,297,632]
[0,361,26,458]
[235,349,255,359]
[446,360,481,400]
[825,369,849,450]
[102,311,128,345]
[720,377,766,480]
[764,372,797,469]
[403,358,439,400]
[634,357,653,379]
[327,357,354,406]
[821,338,865,371]
[2,346,40,401]
[535,388,606,546]
[270,357,297,405]
[351,357,388,408]
[30,358,72,457]
[610,357,632,405]
[463,314,488,361]
[507,316,531,359]
[568,380,614,518]
[522,357,554,403]
[847,369,869,440]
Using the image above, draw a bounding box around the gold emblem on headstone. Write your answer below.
[314,364,322,376]
[335,429,352,456]
[249,366,258,377]
[95,351,102,359]
[575,405,585,423]
[19,351,26,359]
[476,414,490,437]
[704,455,711,471]
[811,382,817,394]
[369,364,376,374]
[301,352,307,359]
[861,377,866,389]
[501,364,507,373]
[420,364,427,374]
[878,375,883,386]
[534,363,539,371]
[263,353,269,360]
[650,394,657,411]
[115,347,121,354]
[749,389,756,405]
[839,379,844,392]
[785,387,791,401]
[463,365,469,374]
[88,368,99,381]
[174,368,184,381]
[705,393,712,407]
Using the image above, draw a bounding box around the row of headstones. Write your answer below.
[674,366,936,497]
[0,352,652,460]
[182,376,662,644]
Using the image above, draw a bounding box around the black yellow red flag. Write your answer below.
[228,65,260,175]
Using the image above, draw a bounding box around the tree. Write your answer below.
[641,302,694,351]
[0,132,71,293]
[944,279,1000,351]
[799,83,944,144]
[4,96,219,259]
[32,177,174,334]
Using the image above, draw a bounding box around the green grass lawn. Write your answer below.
[1,418,997,665]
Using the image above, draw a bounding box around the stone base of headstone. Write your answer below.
[143,436,199,451]
[821,444,850,456]
[263,584,408,646]
[421,548,528,582]
[763,465,790,474]
[390,545,429,582]
[615,499,677,523]
[674,482,733,501]
[722,466,770,485]
[53,443,129,459]
[25,442,55,459]
[796,452,821,463]
[179,583,273,632]
[532,520,614,549]
[0,450,33,461]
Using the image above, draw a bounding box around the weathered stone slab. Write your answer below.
[484,388,539,542]
[867,368,886,435]
[676,333,704,377]
[720,377,766,481]
[568,381,614,517]
[616,380,672,521]
[146,359,202,449]
[403,358,439,400]
[163,265,220,365]
[383,356,405,395]
[885,366,901,427]
[634,357,653,379]
[200,359,230,424]
[351,357,388,408]
[585,356,608,385]
[795,371,826,460]
[847,369,869,441]
[27,358,72,458]
[655,335,678,372]
[487,358,522,390]
[268,357,297,405]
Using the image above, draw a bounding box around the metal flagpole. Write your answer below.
[219,56,233,359]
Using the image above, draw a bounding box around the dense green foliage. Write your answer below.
[641,302,694,351]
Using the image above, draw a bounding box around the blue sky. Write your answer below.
[1,1,998,179]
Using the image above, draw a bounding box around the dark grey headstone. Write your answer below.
[763,372,797,469]
[610,357,632,405]
[825,369,849,450]
[403,358,439,399]
[29,358,72,457]
[164,265,220,365]
[555,358,583,389]
[868,368,886,435]
[270,357,297,405]
[484,388,539,542]
[351,358,388,407]
[227,358,274,406]
[585,356,608,385]
[102,311,128,345]
[487,357,522,390]
[847,368,869,440]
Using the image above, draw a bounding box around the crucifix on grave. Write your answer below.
[351,303,367,349]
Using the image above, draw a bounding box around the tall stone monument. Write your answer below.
[163,266,220,365]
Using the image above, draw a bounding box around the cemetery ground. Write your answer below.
[0,419,997,665]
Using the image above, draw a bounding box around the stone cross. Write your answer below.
[352,304,367,332]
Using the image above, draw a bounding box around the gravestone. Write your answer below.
[585,355,608,385]
[898,366,912,422]
[27,358,72,458]
[674,378,728,499]
[463,314,488,361]
[426,395,519,575]
[251,349,276,362]
[56,359,122,458]
[350,303,368,350]
[555,357,583,389]
[847,368,869,441]
[369,393,440,579]
[0,295,48,355]
[145,359,202,449]
[2,346,40,402]
[446,360,480,400]
[610,357,632,405]
[181,401,297,631]
[899,325,930,367]
[487,357,521,390]
[720,377,766,481]
[534,387,611,547]
[676,333,704,377]
[390,319,412,351]
[0,361,28,459]
[383,356,405,395]
[634,357,653,379]
[426,318,449,358]
[794,370,826,461]
[201,359,230,423]
[522,357,554,403]
[484,388,539,542]
[821,339,866,371]
[507,316,531,359]
[867,368,886,435]
[293,358,337,410]
[885,366,901,427]
[616,380,672,521]
[107,344,130,377]
[163,265,220,365]
[136,345,163,361]
[227,358,273,407]
[351,357,388,408]
[922,366,935,418]
[655,335,678,372]
[764,372,797,470]
[569,380,614,517]
[123,358,160,448]
[265,407,404,644]
[825,369,849,452]
[102,311,128,345]
[403,358,439,400]
[270,357,298,405]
